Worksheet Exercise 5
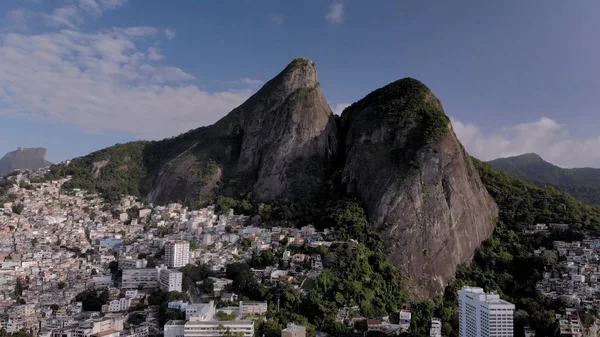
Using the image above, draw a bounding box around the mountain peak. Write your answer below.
[275,57,319,89]
[145,58,338,204]
[0,147,52,176]
[340,77,497,300]
[490,153,549,168]
[516,152,544,161]
[488,152,600,205]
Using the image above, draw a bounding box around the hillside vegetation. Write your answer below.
[489,153,600,205]
[406,158,600,336]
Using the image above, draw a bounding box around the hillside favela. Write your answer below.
[1,1,600,337]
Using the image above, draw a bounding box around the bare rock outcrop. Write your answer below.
[340,78,499,300]
[147,58,338,204]
[0,147,52,176]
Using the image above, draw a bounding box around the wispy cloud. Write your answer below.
[6,0,128,30]
[163,28,175,40]
[325,3,344,24]
[0,1,256,140]
[331,103,350,115]
[271,15,284,27]
[239,78,263,86]
[452,117,600,168]
[223,78,264,90]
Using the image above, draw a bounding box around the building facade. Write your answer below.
[165,241,190,268]
[238,301,267,317]
[160,269,183,293]
[121,268,161,289]
[430,318,442,337]
[458,286,515,337]
[281,323,306,337]
[184,320,254,337]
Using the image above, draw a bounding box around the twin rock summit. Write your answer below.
[82,58,499,300]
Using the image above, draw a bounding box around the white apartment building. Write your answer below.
[430,318,442,337]
[160,269,183,292]
[458,286,515,337]
[121,266,166,289]
[164,321,185,337]
[102,298,132,313]
[118,258,148,269]
[166,301,254,337]
[165,320,254,337]
[238,301,268,317]
[93,276,114,288]
[186,302,216,321]
[52,316,125,337]
[165,241,190,268]
[184,320,254,337]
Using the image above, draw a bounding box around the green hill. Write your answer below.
[489,153,600,205]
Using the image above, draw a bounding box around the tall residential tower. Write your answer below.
[458,286,515,337]
[165,241,190,268]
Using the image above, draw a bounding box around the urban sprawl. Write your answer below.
[0,170,598,337]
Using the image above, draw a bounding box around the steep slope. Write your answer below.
[47,58,338,204]
[489,153,600,205]
[146,57,337,204]
[340,78,499,300]
[0,147,52,176]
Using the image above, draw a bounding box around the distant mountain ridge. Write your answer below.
[488,153,600,205]
[0,147,52,176]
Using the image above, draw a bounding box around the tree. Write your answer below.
[76,289,109,311]
[14,282,23,297]
[240,238,252,250]
[215,197,238,215]
[200,278,214,294]
[11,203,24,215]
[108,261,119,274]
[11,329,35,337]
[57,282,66,289]
[128,312,146,325]
[215,311,237,321]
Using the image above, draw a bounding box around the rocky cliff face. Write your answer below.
[340,78,499,300]
[0,147,52,176]
[147,58,338,204]
[58,60,499,301]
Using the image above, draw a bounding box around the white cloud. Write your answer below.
[325,3,344,24]
[331,102,350,115]
[146,47,164,61]
[6,8,35,32]
[13,0,128,30]
[452,117,600,168]
[239,78,263,86]
[223,78,264,90]
[0,3,255,140]
[163,28,175,40]
[271,15,284,27]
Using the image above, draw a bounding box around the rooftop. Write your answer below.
[91,329,119,337]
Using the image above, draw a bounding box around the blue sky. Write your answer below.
[1,1,600,167]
